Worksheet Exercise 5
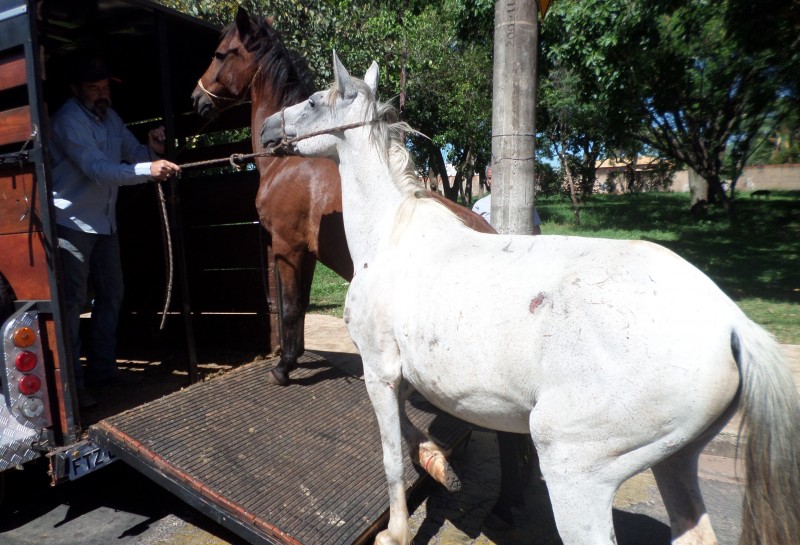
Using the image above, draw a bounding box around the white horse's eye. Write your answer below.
[308,97,316,109]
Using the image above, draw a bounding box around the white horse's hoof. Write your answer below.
[375,528,409,545]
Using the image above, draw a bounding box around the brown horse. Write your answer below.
[191,8,493,386]
[191,7,533,527]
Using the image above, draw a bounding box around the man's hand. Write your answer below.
[150,159,181,181]
[148,126,167,156]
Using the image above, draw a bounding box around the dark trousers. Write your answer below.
[57,226,124,388]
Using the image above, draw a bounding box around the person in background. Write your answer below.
[49,56,181,409]
[472,166,542,235]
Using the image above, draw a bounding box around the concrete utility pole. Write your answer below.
[491,0,539,235]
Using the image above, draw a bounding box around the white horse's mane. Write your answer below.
[325,79,468,240]
[325,80,426,198]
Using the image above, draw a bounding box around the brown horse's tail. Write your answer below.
[734,319,800,545]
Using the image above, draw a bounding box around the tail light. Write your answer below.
[2,310,52,424]
[13,326,35,348]
[15,351,37,372]
[18,374,41,395]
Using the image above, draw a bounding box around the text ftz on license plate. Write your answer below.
[67,442,117,480]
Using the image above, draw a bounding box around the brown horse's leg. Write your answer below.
[486,432,541,529]
[268,251,316,386]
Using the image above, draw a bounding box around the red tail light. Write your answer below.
[18,374,42,395]
[15,351,37,372]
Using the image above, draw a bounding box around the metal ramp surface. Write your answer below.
[90,352,470,545]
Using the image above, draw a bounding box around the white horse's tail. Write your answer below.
[734,320,800,545]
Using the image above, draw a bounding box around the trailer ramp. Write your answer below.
[90,352,470,545]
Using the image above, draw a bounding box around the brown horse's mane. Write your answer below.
[224,15,316,107]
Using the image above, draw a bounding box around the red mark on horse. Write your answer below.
[529,293,545,314]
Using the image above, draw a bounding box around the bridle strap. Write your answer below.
[196,78,242,104]
[265,106,378,155]
[196,63,263,112]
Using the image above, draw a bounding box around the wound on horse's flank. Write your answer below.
[529,293,546,314]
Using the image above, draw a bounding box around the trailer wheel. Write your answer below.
[0,271,17,508]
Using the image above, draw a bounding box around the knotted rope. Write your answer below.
[175,109,377,171]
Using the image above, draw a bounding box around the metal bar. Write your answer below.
[155,11,198,384]
[0,4,26,23]
[21,0,81,444]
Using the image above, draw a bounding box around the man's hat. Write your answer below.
[72,56,118,83]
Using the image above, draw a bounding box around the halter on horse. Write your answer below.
[261,52,800,545]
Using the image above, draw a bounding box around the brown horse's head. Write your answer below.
[191,7,262,118]
[191,7,314,120]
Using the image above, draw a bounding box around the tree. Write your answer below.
[402,0,494,204]
[634,1,782,217]
[537,3,642,221]
[727,0,800,168]
[541,0,799,219]
[747,104,800,165]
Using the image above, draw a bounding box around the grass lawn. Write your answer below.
[308,264,350,317]
[310,190,800,344]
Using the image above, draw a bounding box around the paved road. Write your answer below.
[0,457,246,545]
[0,315,796,545]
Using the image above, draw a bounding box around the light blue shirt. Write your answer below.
[49,97,154,235]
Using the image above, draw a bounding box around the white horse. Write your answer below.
[261,53,800,545]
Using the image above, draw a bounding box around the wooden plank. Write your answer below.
[0,105,32,147]
[0,172,39,235]
[188,269,268,313]
[0,51,26,92]
[185,223,263,270]
[0,232,51,301]
[179,170,260,226]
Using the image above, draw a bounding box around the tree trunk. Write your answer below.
[491,0,538,235]
[708,175,735,220]
[429,141,458,202]
[558,147,581,225]
[454,171,465,203]
[688,168,708,219]
[580,145,599,197]
[460,147,474,206]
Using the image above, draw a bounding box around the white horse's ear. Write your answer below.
[333,50,357,99]
[364,61,379,95]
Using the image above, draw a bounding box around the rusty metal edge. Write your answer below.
[91,421,303,545]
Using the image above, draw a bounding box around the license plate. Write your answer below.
[67,443,117,480]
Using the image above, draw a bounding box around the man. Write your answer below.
[49,56,181,409]
[472,166,542,234]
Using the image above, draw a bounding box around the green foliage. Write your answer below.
[539,0,799,209]
[747,101,800,165]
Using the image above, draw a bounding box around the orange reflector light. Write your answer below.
[15,351,37,372]
[18,374,41,396]
[13,327,36,348]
